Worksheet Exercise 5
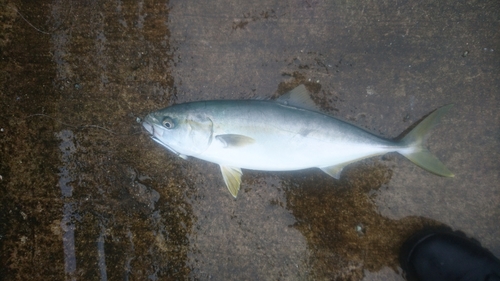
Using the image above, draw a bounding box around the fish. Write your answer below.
[142,85,454,198]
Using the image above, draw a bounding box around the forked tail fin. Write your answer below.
[399,104,454,177]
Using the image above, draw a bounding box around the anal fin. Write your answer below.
[320,163,349,179]
[220,165,243,198]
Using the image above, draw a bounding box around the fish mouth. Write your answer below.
[142,121,154,135]
[141,120,162,144]
[142,120,182,157]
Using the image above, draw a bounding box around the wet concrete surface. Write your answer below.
[1,0,499,280]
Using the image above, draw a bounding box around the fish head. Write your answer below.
[142,103,214,158]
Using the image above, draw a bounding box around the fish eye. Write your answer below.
[162,117,175,129]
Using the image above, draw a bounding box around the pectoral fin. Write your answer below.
[320,163,349,179]
[220,165,243,198]
[216,134,255,148]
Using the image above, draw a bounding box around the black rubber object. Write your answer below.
[400,228,500,281]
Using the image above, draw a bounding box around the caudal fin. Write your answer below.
[399,104,454,177]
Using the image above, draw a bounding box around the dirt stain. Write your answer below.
[284,160,443,280]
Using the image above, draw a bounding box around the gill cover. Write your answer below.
[179,113,214,155]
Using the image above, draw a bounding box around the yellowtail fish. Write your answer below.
[143,85,453,198]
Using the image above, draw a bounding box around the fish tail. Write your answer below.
[398,104,454,177]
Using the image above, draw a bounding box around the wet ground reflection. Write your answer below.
[56,130,77,279]
[53,126,194,279]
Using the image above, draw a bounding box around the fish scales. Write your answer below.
[143,85,453,198]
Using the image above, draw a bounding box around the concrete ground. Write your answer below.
[1,0,498,280]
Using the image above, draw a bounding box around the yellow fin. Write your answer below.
[399,104,454,177]
[220,165,243,198]
[320,163,349,179]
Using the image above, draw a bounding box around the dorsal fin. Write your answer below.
[276,84,319,111]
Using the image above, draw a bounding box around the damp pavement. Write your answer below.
[1,0,499,280]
